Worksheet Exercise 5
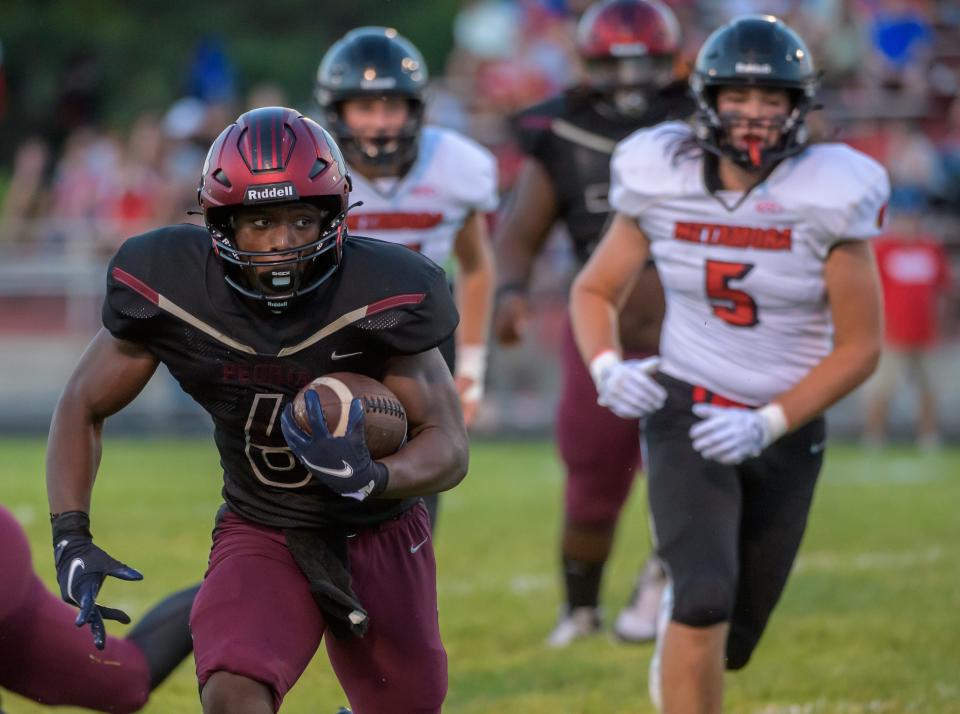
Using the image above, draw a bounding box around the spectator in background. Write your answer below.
[446,0,583,188]
[162,97,212,226]
[188,35,237,106]
[938,96,960,214]
[0,136,50,247]
[885,119,945,200]
[866,0,935,94]
[97,113,174,254]
[43,126,121,251]
[863,190,953,450]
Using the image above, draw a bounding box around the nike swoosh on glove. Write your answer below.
[689,403,788,465]
[281,390,389,501]
[52,511,143,650]
[593,355,667,419]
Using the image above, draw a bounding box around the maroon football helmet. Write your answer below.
[198,106,352,309]
[576,0,681,117]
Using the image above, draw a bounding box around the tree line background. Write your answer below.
[0,0,460,161]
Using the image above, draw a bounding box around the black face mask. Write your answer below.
[694,91,811,173]
[585,55,675,119]
[207,201,348,312]
[332,99,424,174]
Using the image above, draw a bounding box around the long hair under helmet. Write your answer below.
[690,15,819,171]
[576,0,681,119]
[198,106,352,312]
[315,26,428,171]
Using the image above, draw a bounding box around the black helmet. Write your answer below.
[690,15,818,170]
[315,27,428,171]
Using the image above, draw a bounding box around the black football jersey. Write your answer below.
[102,225,459,529]
[511,83,693,264]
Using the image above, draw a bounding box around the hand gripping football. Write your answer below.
[292,372,407,459]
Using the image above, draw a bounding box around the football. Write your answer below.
[292,372,407,459]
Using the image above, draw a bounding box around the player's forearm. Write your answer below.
[456,266,494,347]
[379,424,469,497]
[774,339,882,431]
[495,236,539,291]
[570,275,624,365]
[46,389,101,515]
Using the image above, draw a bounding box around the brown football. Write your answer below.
[292,372,407,459]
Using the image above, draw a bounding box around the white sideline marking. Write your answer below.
[795,546,944,574]
[509,574,553,594]
[825,456,951,485]
[753,701,896,713]
[12,504,35,525]
[437,572,552,597]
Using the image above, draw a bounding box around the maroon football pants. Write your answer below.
[555,318,645,528]
[191,503,446,713]
[0,505,150,713]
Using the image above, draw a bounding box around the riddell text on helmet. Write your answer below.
[244,182,299,204]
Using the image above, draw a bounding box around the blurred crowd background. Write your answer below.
[1,0,958,444]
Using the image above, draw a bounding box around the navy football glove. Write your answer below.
[51,511,143,650]
[281,390,389,502]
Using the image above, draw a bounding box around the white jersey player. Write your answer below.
[316,27,497,529]
[346,125,497,270]
[611,120,888,405]
[571,15,889,713]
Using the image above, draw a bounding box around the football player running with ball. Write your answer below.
[46,107,468,714]
[316,26,497,531]
[493,0,693,647]
[571,16,888,713]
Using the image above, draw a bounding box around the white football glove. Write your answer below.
[689,402,788,465]
[590,352,667,419]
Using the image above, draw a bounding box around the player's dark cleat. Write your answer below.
[335,708,353,714]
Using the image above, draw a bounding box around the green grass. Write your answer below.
[2,439,959,713]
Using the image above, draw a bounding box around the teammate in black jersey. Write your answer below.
[46,107,468,714]
[493,0,694,647]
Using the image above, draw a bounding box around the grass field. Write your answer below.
[2,438,959,713]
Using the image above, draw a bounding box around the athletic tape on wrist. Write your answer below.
[588,349,621,389]
[757,402,789,446]
[456,344,488,385]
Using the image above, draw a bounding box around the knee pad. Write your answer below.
[670,575,734,628]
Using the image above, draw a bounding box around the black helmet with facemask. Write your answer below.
[690,15,819,171]
[315,27,428,172]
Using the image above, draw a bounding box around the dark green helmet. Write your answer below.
[690,15,819,170]
[315,27,428,171]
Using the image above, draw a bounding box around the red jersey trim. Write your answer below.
[348,212,444,231]
[113,267,426,358]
